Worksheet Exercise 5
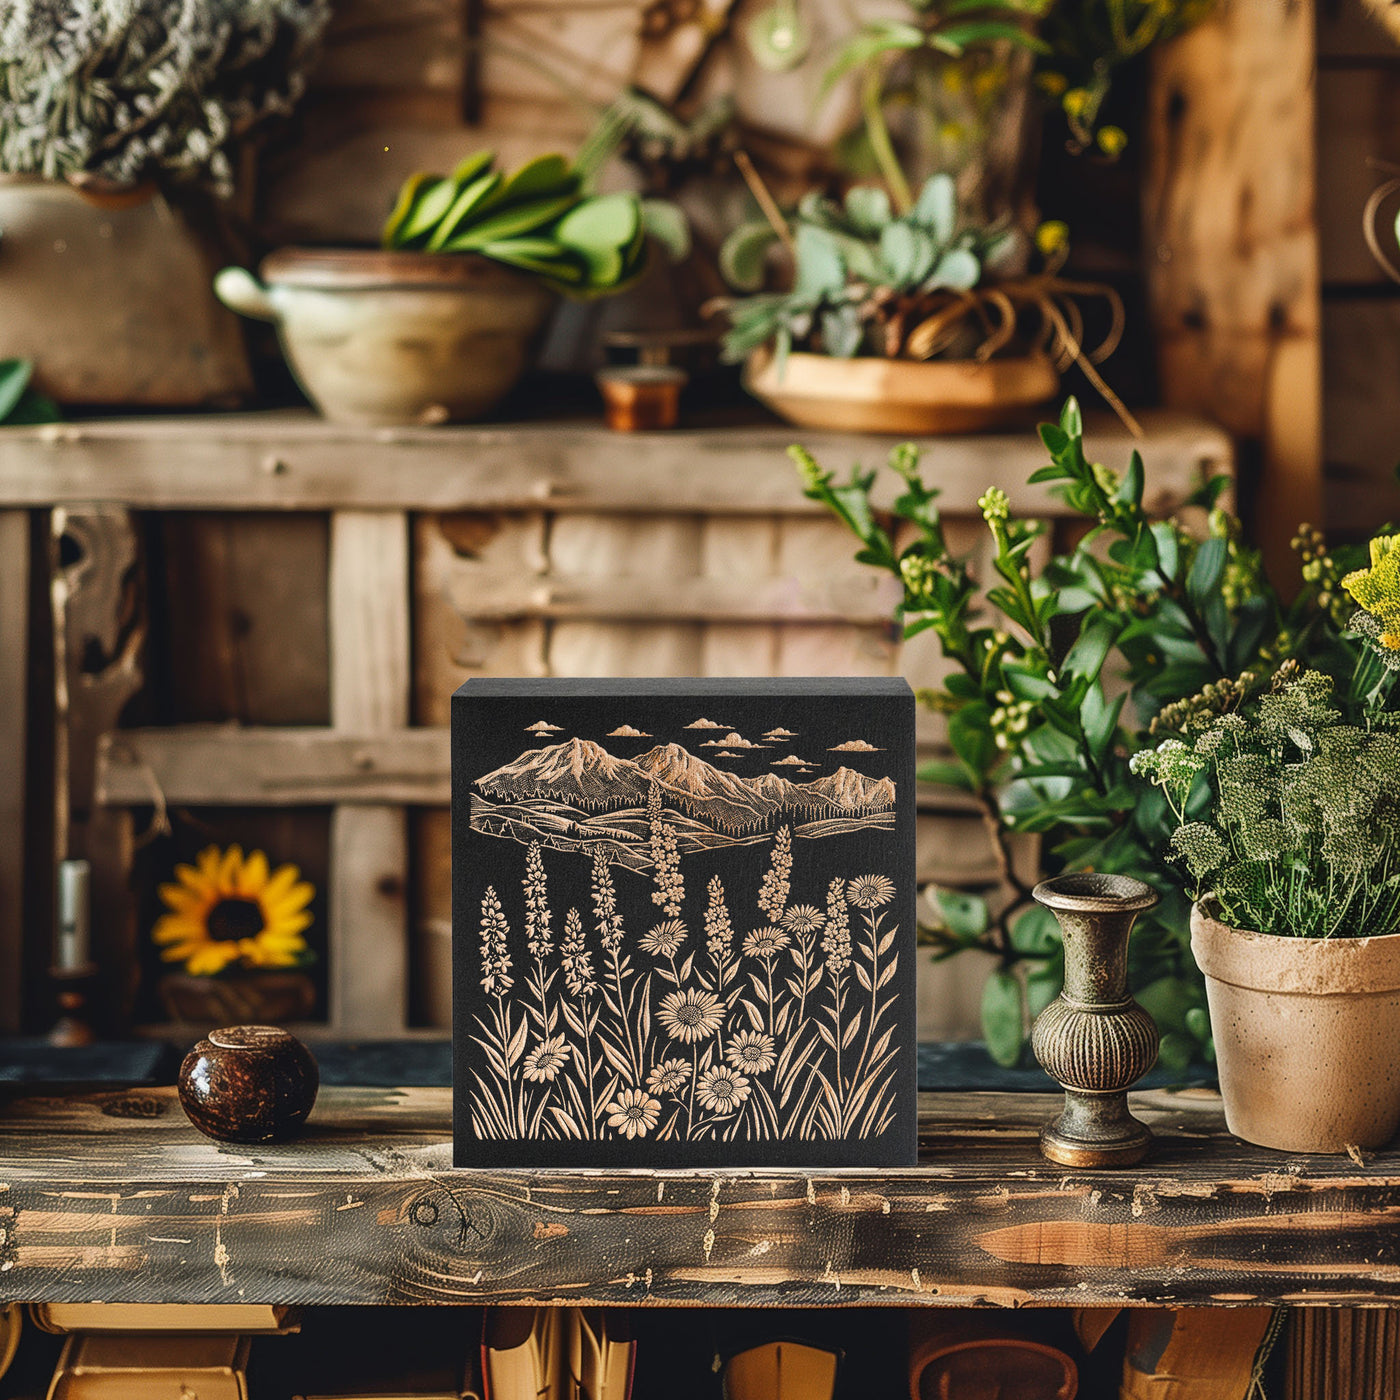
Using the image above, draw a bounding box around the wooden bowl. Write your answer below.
[743,347,1058,434]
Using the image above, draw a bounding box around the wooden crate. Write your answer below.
[0,412,1231,1036]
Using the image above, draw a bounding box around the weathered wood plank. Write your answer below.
[329,512,411,1035]
[97,727,451,806]
[2,1086,1400,1308]
[0,414,1231,515]
[0,511,29,1033]
[1144,0,1322,584]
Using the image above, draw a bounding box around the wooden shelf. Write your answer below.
[0,410,1230,514]
[0,1085,1394,1309]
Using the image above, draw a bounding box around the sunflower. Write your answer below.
[847,874,896,910]
[153,845,314,976]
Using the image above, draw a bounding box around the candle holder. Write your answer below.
[48,962,99,1046]
[1029,873,1160,1167]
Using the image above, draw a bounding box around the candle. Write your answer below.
[56,859,90,970]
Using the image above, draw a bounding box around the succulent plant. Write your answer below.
[717,173,1014,364]
[382,151,656,297]
[0,0,331,194]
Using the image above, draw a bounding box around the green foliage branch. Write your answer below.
[792,399,1382,1066]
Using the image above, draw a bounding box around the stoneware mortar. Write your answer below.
[1191,902,1400,1153]
[215,248,556,425]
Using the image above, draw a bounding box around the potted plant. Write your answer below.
[216,150,675,424]
[716,174,1129,433]
[0,0,330,405]
[793,401,1387,1076]
[1133,549,1400,1153]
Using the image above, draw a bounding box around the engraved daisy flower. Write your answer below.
[847,874,896,910]
[726,1030,776,1075]
[742,926,790,960]
[782,904,826,935]
[646,1058,689,1095]
[606,1088,661,1139]
[657,988,724,1043]
[696,1065,750,1114]
[521,1035,572,1083]
[641,919,687,958]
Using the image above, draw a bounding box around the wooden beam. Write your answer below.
[5,1085,1400,1308]
[1143,0,1322,585]
[0,413,1231,515]
[98,727,450,806]
[0,511,28,1033]
[328,511,411,1036]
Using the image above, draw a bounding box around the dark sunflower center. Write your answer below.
[206,897,265,942]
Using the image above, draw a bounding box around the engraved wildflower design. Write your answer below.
[605,1088,662,1139]
[465,722,903,1144]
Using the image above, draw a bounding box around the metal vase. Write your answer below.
[1030,873,1160,1167]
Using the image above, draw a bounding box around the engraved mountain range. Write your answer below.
[471,737,895,866]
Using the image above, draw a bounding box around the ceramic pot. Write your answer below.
[178,1025,319,1143]
[0,176,251,406]
[743,347,1058,434]
[215,248,557,425]
[1191,902,1400,1152]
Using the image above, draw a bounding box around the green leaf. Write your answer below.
[880,222,935,287]
[1025,949,1064,1019]
[1115,450,1145,508]
[1186,535,1227,607]
[720,220,779,291]
[931,887,989,938]
[948,702,997,777]
[981,969,1025,1068]
[912,173,956,243]
[449,149,496,186]
[1062,612,1120,682]
[1157,1031,1195,1071]
[0,359,33,423]
[493,153,575,205]
[792,224,846,299]
[1060,397,1083,438]
[927,247,981,290]
[930,19,1047,55]
[844,184,892,234]
[1010,904,1061,955]
[1149,521,1180,582]
[1184,1006,1211,1043]
[641,199,690,261]
[554,192,642,274]
[444,193,581,250]
[820,304,864,357]
[425,171,504,250]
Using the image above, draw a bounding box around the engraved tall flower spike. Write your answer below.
[1030,873,1160,1167]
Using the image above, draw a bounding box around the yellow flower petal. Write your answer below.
[196,846,224,883]
[236,849,270,898]
[216,845,244,895]
[259,863,302,906]
[263,884,315,922]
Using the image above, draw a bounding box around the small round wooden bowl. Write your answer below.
[178,1025,319,1144]
[743,348,1058,434]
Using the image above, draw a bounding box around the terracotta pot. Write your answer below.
[1191,903,1400,1152]
[215,248,557,425]
[0,176,251,406]
[743,347,1058,434]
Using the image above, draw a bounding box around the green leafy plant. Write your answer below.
[791,400,1381,1066]
[382,151,680,298]
[0,359,59,425]
[1133,670,1400,941]
[719,173,1010,364]
[0,0,331,194]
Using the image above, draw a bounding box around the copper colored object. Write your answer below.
[596,365,687,431]
[48,964,98,1047]
[178,1025,319,1144]
[1030,873,1160,1167]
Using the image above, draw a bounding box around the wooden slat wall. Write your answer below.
[0,511,29,1033]
[1317,0,1400,540]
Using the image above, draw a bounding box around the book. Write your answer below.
[724,1341,838,1400]
[47,1332,250,1400]
[482,1309,633,1400]
[32,1303,296,1335]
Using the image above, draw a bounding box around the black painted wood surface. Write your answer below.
[0,1086,1396,1308]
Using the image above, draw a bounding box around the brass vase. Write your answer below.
[1030,873,1160,1167]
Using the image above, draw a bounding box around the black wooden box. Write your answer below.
[452,677,917,1167]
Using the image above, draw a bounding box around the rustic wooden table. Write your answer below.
[0,1085,1392,1309]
